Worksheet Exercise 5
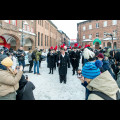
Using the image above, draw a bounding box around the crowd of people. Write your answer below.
[1,42,120,100]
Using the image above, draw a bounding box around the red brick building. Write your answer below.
[77,20,120,49]
[0,20,69,51]
[0,20,36,51]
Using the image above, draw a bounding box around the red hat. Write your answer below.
[69,46,72,49]
[97,53,104,59]
[78,46,81,49]
[50,46,53,50]
[84,44,90,48]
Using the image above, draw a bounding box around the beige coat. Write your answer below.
[0,68,23,97]
[87,71,119,100]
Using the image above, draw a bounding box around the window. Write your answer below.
[89,34,92,39]
[50,37,52,46]
[89,25,92,30]
[112,20,117,25]
[45,35,46,46]
[41,33,43,46]
[96,33,99,38]
[27,25,30,32]
[103,42,105,47]
[104,32,107,37]
[31,27,34,33]
[83,35,85,40]
[96,23,99,28]
[12,20,17,26]
[4,20,10,23]
[103,21,107,27]
[113,30,117,37]
[38,32,40,46]
[47,36,48,46]
[83,26,86,31]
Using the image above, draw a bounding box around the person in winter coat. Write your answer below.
[102,57,115,79]
[95,53,105,73]
[53,49,57,70]
[87,71,119,100]
[16,47,26,70]
[81,61,101,100]
[16,75,35,100]
[57,45,70,84]
[27,48,33,73]
[0,56,23,100]
[32,47,42,75]
[47,48,55,74]
[71,47,79,75]
[81,47,101,100]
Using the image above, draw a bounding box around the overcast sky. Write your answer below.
[51,20,87,40]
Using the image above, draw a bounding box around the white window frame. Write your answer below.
[83,26,86,31]
[89,34,92,39]
[103,21,107,27]
[96,33,99,38]
[89,25,92,30]
[83,35,85,40]
[112,20,117,25]
[96,23,99,28]
[12,20,16,26]
[4,20,9,23]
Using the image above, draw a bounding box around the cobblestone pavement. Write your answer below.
[24,59,85,100]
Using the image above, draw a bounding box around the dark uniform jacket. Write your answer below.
[57,53,70,75]
[71,51,79,68]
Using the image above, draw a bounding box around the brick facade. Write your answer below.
[0,20,68,52]
[77,20,120,49]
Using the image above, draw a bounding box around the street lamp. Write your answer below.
[105,33,113,49]
[21,20,28,47]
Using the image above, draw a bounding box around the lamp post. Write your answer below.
[21,20,28,47]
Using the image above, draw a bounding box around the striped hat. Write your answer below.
[82,62,101,79]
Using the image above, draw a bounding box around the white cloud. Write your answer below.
[51,20,87,39]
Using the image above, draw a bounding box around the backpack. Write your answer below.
[32,52,36,60]
[90,91,120,100]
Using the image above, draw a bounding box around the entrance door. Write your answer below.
[95,42,100,50]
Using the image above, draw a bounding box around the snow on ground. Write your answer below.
[24,59,85,100]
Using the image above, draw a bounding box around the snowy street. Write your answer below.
[24,59,85,100]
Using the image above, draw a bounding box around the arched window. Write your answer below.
[114,42,117,49]
[107,42,111,48]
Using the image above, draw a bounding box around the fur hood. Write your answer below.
[83,48,95,60]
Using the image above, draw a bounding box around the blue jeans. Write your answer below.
[34,61,39,74]
[18,60,25,70]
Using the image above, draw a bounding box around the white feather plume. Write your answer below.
[83,48,95,59]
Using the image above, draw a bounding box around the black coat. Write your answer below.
[16,75,35,100]
[57,53,70,75]
[71,51,79,68]
[16,49,26,61]
[47,52,55,68]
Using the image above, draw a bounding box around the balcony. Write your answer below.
[1,22,18,32]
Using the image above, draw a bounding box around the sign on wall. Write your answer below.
[0,38,4,43]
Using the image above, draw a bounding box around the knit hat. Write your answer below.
[82,62,101,79]
[1,57,13,67]
[97,53,104,59]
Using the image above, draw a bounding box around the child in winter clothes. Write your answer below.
[81,48,101,100]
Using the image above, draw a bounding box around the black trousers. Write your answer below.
[59,75,67,84]
[50,68,53,74]
[29,60,33,72]
[73,67,78,75]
